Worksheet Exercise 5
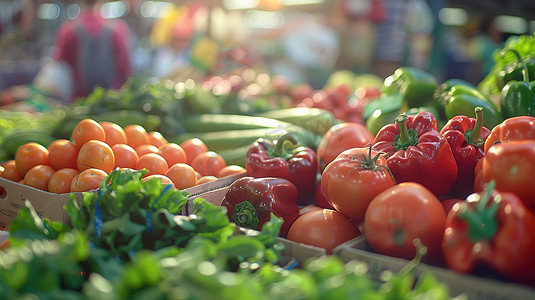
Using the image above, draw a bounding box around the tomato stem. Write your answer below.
[464,107,485,147]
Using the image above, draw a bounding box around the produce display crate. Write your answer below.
[0,171,246,230]
[332,236,535,300]
[0,176,85,229]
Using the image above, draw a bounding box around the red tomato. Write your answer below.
[70,168,108,192]
[314,183,335,210]
[316,122,374,172]
[287,208,361,254]
[23,165,55,191]
[48,168,80,194]
[482,140,535,211]
[364,182,446,264]
[440,198,464,215]
[321,146,396,222]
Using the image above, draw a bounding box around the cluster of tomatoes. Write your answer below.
[0,119,245,193]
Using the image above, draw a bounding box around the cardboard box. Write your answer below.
[0,177,84,229]
[0,172,246,230]
[333,236,535,300]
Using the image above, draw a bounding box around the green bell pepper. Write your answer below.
[499,49,535,118]
[382,67,438,109]
[444,92,502,130]
[495,51,535,91]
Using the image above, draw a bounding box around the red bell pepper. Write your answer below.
[483,115,535,153]
[245,133,317,206]
[372,111,458,196]
[439,107,490,197]
[443,181,535,287]
[220,176,300,237]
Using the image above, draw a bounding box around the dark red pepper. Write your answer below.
[220,176,300,237]
[439,107,490,197]
[245,133,317,206]
[372,111,458,196]
[443,181,535,287]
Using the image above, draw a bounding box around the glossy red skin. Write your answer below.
[440,198,464,215]
[440,115,490,197]
[372,112,458,196]
[246,140,317,206]
[287,208,361,254]
[316,122,374,173]
[321,147,396,222]
[364,182,446,265]
[473,157,485,193]
[314,183,335,210]
[220,176,300,237]
[484,116,535,153]
[443,190,535,286]
[482,140,535,211]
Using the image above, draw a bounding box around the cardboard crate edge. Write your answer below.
[332,236,535,300]
[0,176,85,228]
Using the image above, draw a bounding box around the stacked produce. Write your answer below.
[1,33,535,298]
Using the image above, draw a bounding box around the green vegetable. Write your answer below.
[382,67,438,108]
[499,49,535,118]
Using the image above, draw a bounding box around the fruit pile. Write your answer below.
[0,118,245,193]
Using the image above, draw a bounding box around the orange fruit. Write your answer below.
[135,153,168,177]
[196,175,218,185]
[165,163,197,189]
[77,140,115,173]
[148,131,168,147]
[191,151,226,177]
[124,124,150,148]
[142,174,175,188]
[72,118,106,147]
[100,121,127,146]
[179,138,208,165]
[111,144,139,170]
[135,144,160,157]
[70,168,108,192]
[48,168,80,193]
[15,142,49,176]
[24,164,55,191]
[216,165,245,178]
[158,143,187,167]
[1,160,23,182]
[48,139,79,170]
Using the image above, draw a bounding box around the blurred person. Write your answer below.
[47,0,133,101]
[371,0,411,78]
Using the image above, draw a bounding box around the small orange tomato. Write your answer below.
[70,168,108,192]
[77,140,115,173]
[148,131,168,147]
[142,174,175,188]
[216,165,245,178]
[48,168,80,193]
[111,144,139,170]
[24,164,55,191]
[15,142,49,176]
[135,153,168,177]
[1,160,23,182]
[179,138,208,165]
[191,151,226,177]
[165,163,197,189]
[135,144,159,157]
[72,118,106,147]
[158,143,187,167]
[124,124,150,148]
[100,121,127,146]
[196,175,218,185]
[48,139,79,170]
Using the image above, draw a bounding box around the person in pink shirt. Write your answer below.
[52,0,133,101]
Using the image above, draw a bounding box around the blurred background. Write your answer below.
[1,0,534,92]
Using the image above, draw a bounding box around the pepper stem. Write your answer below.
[268,133,299,160]
[231,201,259,229]
[458,181,499,242]
[502,49,530,82]
[464,107,485,147]
[394,113,418,151]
